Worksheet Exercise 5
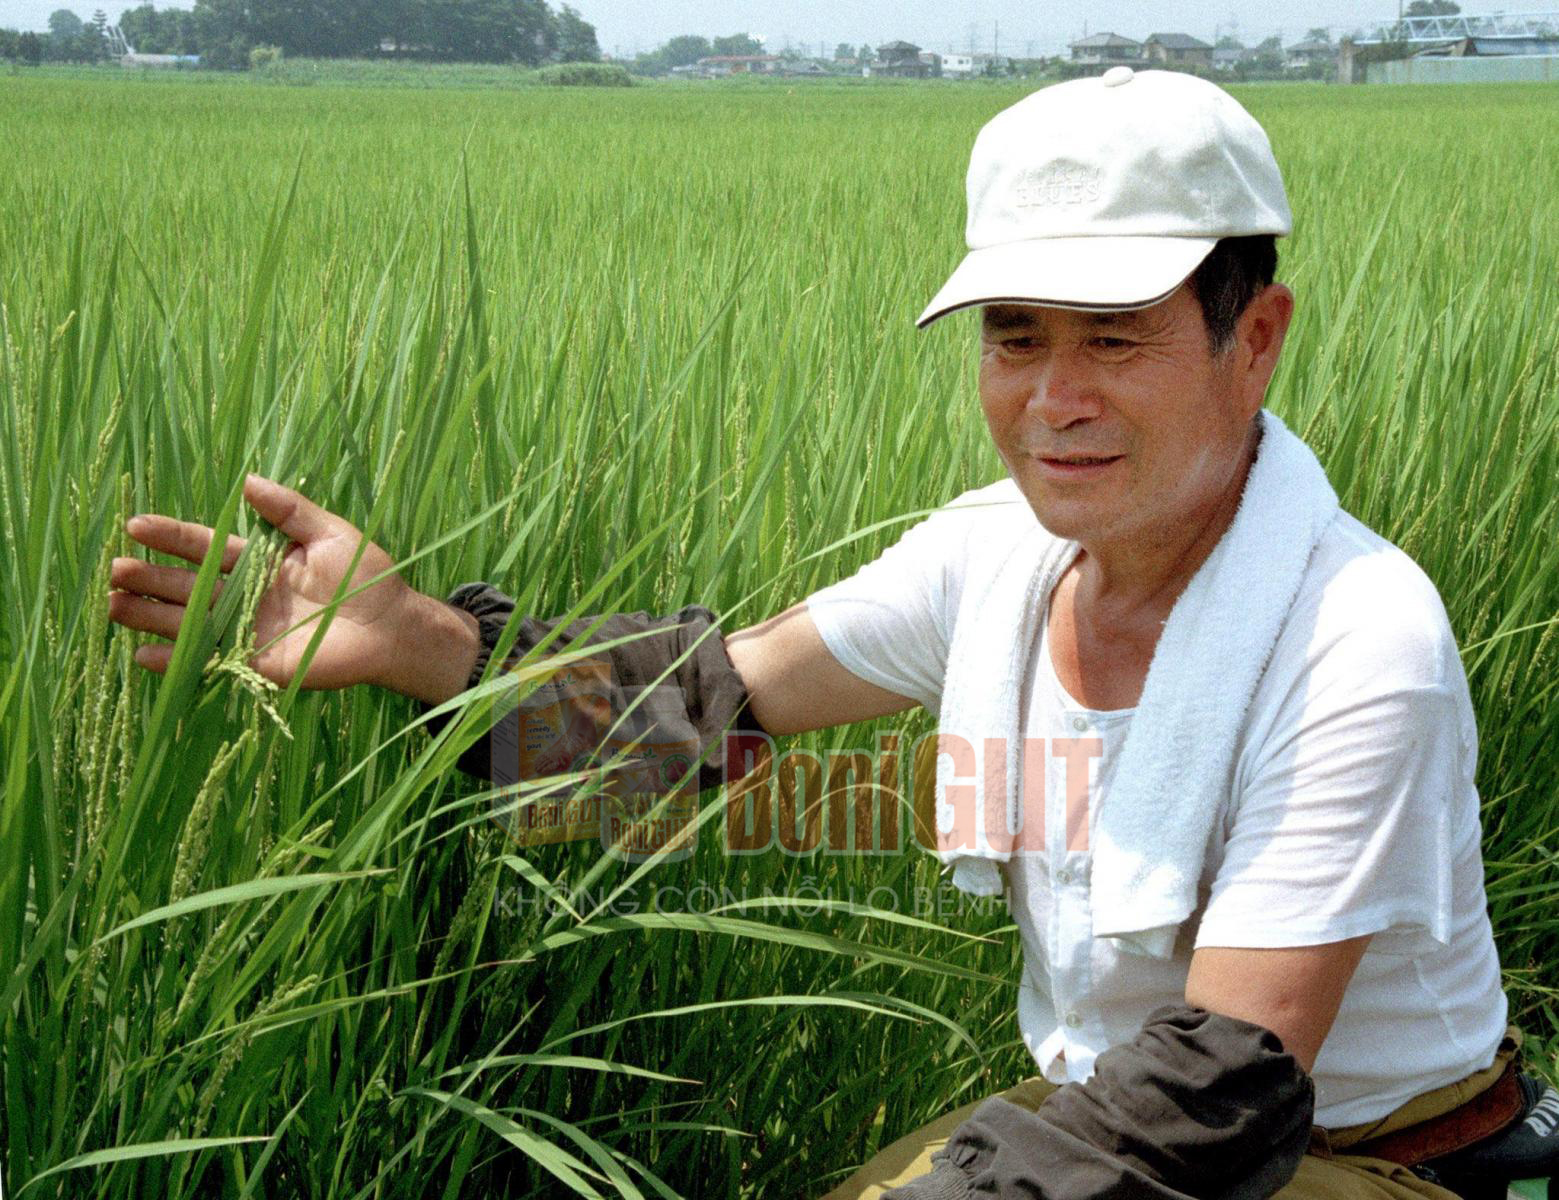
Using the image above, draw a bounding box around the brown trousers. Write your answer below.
[820,1030,1523,1200]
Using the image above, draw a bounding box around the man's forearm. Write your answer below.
[375,590,482,706]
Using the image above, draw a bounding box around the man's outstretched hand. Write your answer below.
[107,475,480,705]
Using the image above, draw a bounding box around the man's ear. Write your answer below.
[1234,283,1294,416]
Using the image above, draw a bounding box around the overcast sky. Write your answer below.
[0,0,1416,55]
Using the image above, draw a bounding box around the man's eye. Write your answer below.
[1092,337,1132,351]
[1002,337,1041,353]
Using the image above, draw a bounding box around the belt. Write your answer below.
[1338,1058,1526,1168]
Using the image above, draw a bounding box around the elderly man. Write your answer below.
[109,71,1532,1200]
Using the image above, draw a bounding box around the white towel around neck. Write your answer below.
[935,409,1341,958]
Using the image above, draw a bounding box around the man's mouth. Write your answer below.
[1030,453,1125,476]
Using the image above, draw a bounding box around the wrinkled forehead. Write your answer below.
[980,302,1164,335]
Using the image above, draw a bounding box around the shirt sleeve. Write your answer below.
[1194,655,1464,957]
[803,510,963,713]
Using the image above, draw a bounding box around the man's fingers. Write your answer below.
[125,514,246,571]
[107,592,188,640]
[244,474,344,545]
[110,557,224,606]
[123,479,348,573]
[131,643,173,674]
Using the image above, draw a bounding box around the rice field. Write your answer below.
[2,70,1558,1198]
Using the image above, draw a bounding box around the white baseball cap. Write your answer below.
[917,67,1292,328]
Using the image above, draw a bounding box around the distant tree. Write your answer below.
[0,27,18,58]
[1251,33,1284,72]
[1405,0,1459,14]
[833,41,852,59]
[193,0,398,58]
[48,6,82,58]
[48,8,84,40]
[372,0,421,54]
[81,7,109,58]
[627,49,662,74]
[552,4,598,61]
[858,43,872,61]
[1215,34,1243,48]
[1304,27,1331,43]
[165,2,198,51]
[119,4,199,54]
[660,34,711,66]
[47,8,110,61]
[191,0,251,62]
[516,0,560,63]
[412,0,554,63]
[202,36,250,66]
[19,30,45,62]
[249,0,377,57]
[710,32,761,56]
[120,0,607,67]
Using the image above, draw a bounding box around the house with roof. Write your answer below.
[1212,44,1258,72]
[1068,33,1143,65]
[693,54,782,76]
[933,51,966,76]
[1144,33,1213,70]
[870,40,932,77]
[1285,38,1336,70]
[940,50,1009,78]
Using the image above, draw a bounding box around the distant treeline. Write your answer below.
[0,0,601,68]
[627,33,765,75]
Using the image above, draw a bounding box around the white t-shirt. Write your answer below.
[806,476,1507,1128]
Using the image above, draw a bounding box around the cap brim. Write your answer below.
[916,236,1219,328]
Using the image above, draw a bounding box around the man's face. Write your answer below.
[978,284,1271,549]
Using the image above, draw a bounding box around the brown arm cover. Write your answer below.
[422,582,768,790]
[884,1004,1315,1200]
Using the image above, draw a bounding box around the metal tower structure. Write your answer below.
[1348,10,1559,44]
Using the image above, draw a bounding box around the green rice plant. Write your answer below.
[0,74,1555,1197]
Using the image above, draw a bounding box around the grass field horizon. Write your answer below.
[2,72,1557,1197]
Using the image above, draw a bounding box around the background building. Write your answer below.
[870,40,931,78]
[1285,38,1336,71]
[1143,33,1213,70]
[1068,33,1143,66]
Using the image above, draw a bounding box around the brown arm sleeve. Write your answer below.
[885,1004,1315,1200]
[422,582,770,790]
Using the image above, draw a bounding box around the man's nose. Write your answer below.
[1023,350,1101,428]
